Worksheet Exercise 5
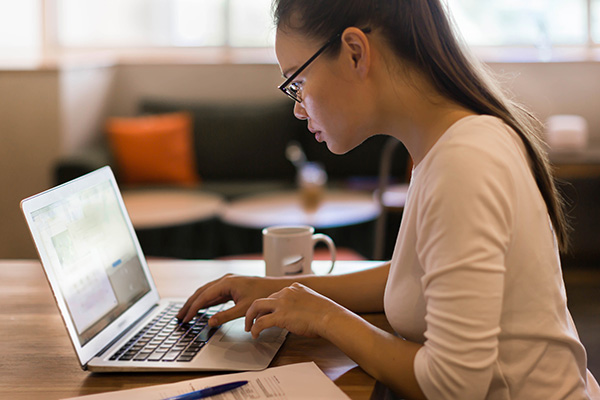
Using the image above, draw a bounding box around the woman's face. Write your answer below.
[275,29,374,155]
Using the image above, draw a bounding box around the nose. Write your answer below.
[293,101,308,121]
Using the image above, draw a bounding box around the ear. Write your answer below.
[340,27,371,79]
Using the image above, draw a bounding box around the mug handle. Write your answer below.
[311,233,336,274]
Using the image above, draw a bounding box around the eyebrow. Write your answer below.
[281,67,297,79]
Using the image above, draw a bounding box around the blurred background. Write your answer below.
[1,0,600,261]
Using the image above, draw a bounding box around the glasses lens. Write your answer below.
[279,85,300,102]
[286,82,301,102]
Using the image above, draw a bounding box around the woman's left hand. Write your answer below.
[244,282,344,339]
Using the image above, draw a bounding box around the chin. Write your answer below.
[324,134,367,155]
[324,141,354,155]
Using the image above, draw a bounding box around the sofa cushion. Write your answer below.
[140,100,301,181]
[106,112,200,186]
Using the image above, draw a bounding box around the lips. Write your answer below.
[308,125,323,142]
[310,129,323,143]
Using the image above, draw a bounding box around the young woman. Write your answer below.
[178,1,600,398]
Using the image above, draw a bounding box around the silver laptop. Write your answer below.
[21,166,286,372]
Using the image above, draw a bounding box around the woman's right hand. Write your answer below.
[176,274,281,326]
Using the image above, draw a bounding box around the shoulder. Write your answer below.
[415,115,527,188]
[410,116,525,227]
[427,115,524,167]
[410,116,522,269]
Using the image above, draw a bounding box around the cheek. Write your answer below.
[304,95,343,131]
[303,77,345,122]
[302,74,339,115]
[305,101,362,154]
[301,76,367,152]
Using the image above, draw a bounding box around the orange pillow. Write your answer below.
[106,112,200,186]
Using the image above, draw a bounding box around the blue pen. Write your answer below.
[163,380,248,400]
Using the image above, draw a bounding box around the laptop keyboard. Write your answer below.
[109,302,225,363]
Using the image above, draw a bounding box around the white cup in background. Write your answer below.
[262,225,336,277]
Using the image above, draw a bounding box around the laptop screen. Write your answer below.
[30,179,150,346]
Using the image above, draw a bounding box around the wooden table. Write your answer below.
[220,190,380,229]
[549,147,600,179]
[0,259,390,400]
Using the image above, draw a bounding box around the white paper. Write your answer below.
[63,362,351,400]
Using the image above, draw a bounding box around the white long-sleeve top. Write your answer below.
[384,115,600,399]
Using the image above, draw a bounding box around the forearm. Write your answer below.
[244,265,423,398]
[272,262,390,313]
[322,306,426,400]
[179,263,389,324]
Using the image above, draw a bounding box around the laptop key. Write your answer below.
[133,352,152,361]
[197,326,217,342]
[147,352,167,361]
[162,350,182,361]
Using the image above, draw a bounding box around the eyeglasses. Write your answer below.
[277,28,371,103]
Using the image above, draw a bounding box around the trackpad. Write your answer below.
[219,318,282,343]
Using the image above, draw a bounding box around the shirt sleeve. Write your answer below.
[413,140,515,399]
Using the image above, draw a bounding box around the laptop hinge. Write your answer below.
[94,303,160,358]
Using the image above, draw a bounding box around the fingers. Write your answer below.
[177,277,234,323]
[208,304,247,327]
[181,294,225,323]
[245,298,279,338]
[177,279,325,339]
[176,282,214,320]
[244,283,329,339]
[249,313,278,339]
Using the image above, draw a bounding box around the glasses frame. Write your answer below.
[277,27,371,103]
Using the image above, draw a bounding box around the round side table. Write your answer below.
[220,189,380,229]
[122,189,225,259]
[219,189,381,257]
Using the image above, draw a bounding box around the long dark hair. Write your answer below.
[273,0,570,252]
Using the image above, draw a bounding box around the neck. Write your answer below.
[374,69,476,165]
[400,105,475,166]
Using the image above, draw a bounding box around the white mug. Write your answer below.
[262,225,336,277]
